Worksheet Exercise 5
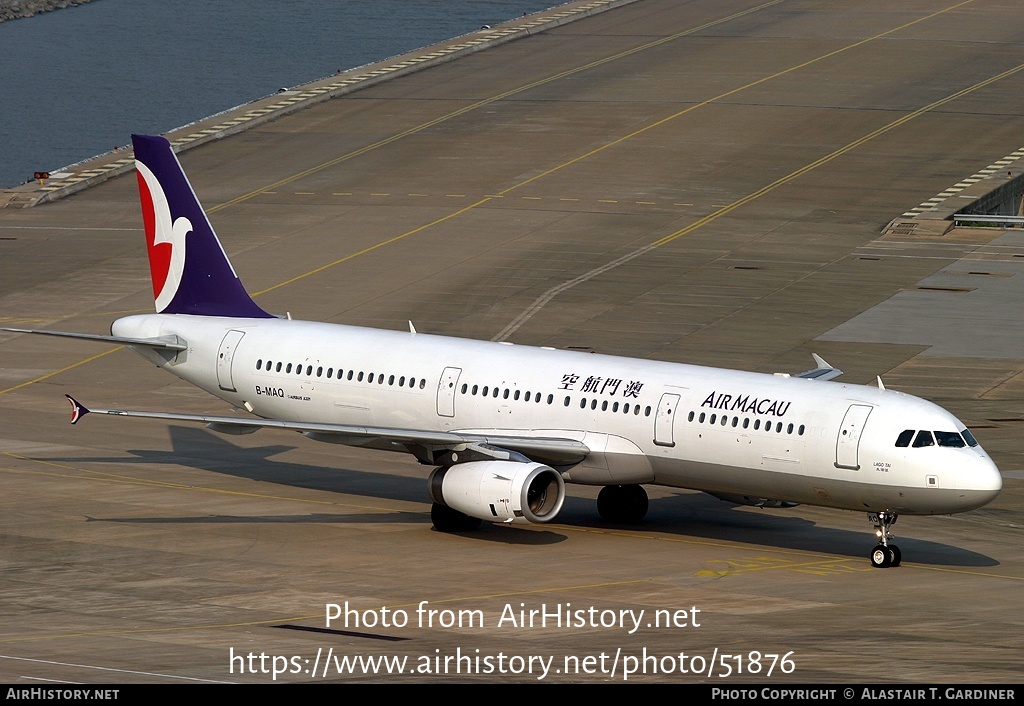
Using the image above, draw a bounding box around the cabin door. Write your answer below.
[216,329,246,392]
[835,404,872,470]
[654,393,681,447]
[436,366,462,418]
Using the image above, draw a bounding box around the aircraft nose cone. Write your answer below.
[981,459,1002,496]
[967,456,1002,508]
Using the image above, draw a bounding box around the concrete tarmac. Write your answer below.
[0,0,1021,684]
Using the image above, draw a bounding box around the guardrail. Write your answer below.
[952,213,1024,225]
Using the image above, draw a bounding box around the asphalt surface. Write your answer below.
[0,0,1021,684]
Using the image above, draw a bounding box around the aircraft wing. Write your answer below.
[795,353,843,381]
[64,395,589,466]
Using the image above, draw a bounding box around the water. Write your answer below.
[0,0,559,187]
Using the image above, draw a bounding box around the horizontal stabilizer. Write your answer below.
[3,328,186,351]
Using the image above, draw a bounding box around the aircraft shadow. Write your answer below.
[558,493,999,568]
[57,425,998,561]
[64,425,568,545]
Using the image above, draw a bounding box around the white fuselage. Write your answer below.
[113,313,1003,516]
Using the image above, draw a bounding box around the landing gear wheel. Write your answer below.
[866,511,900,568]
[870,545,891,568]
[597,484,649,523]
[430,502,482,532]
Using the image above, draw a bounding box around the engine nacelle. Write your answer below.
[429,461,565,524]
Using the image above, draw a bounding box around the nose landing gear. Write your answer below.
[868,511,901,568]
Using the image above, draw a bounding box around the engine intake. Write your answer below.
[429,461,565,524]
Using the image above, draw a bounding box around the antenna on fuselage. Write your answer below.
[876,375,885,391]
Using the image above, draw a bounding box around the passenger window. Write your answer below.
[912,430,935,448]
[895,429,915,447]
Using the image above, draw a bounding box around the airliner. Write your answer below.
[2,134,1003,568]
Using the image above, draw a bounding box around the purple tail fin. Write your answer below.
[131,134,272,318]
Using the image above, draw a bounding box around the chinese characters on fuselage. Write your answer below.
[558,374,643,398]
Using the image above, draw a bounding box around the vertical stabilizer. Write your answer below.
[131,134,271,318]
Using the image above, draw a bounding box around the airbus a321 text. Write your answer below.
[3,134,1002,568]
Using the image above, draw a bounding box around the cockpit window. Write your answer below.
[912,430,935,448]
[899,429,977,449]
[934,431,966,448]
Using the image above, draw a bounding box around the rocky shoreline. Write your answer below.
[0,0,99,23]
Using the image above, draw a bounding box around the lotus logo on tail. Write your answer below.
[136,161,191,313]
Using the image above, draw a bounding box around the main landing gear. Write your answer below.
[868,511,901,568]
[597,484,649,524]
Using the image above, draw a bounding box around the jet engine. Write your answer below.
[429,461,565,524]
